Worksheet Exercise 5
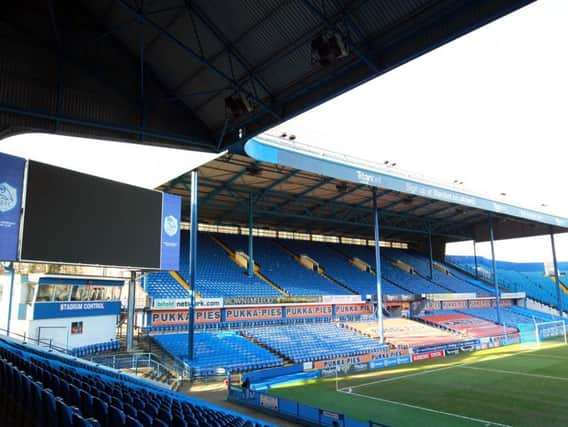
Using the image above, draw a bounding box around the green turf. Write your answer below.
[270,343,568,427]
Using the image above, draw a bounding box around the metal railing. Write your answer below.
[87,351,190,381]
[0,327,69,353]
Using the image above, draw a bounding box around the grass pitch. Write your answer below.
[270,343,568,427]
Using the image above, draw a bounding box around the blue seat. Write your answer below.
[125,415,144,427]
[109,405,126,426]
[93,396,108,425]
[42,388,58,427]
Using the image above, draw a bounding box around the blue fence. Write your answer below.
[228,387,389,427]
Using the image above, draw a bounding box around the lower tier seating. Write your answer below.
[0,337,269,427]
[243,323,387,363]
[345,318,464,348]
[152,331,283,374]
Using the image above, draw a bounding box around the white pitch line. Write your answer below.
[458,365,568,381]
[343,344,568,391]
[338,389,512,427]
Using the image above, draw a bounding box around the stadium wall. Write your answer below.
[27,314,117,349]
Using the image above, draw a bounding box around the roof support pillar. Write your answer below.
[428,225,434,280]
[188,170,198,361]
[550,232,564,316]
[126,271,136,352]
[373,189,384,344]
[473,240,479,279]
[6,263,16,336]
[248,192,255,278]
[488,216,502,324]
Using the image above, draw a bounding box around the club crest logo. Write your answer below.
[163,215,179,237]
[0,182,17,213]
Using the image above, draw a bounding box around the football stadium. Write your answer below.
[1,1,567,427]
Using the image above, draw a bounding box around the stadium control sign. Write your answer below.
[33,301,122,319]
[0,153,26,261]
[160,193,182,271]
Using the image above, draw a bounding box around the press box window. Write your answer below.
[36,284,55,302]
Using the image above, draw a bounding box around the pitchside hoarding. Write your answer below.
[0,153,26,261]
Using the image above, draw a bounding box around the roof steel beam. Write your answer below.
[178,1,273,99]
[199,167,252,206]
[0,104,212,149]
[195,201,472,240]
[117,0,281,122]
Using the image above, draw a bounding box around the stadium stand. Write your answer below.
[446,255,568,310]
[218,235,351,296]
[457,307,567,328]
[337,244,456,294]
[146,233,282,299]
[0,337,269,427]
[194,234,281,298]
[145,271,188,300]
[243,323,387,363]
[386,249,490,295]
[345,318,464,348]
[419,312,516,337]
[508,306,568,323]
[145,232,499,301]
[152,331,283,374]
[70,340,121,358]
[281,240,408,296]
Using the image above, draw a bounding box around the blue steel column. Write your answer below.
[373,190,384,344]
[428,225,434,280]
[488,217,502,324]
[550,233,563,315]
[188,170,198,361]
[473,240,479,279]
[248,192,254,278]
[6,262,15,336]
[126,271,136,352]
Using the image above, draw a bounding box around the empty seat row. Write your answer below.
[0,339,270,427]
[70,340,120,358]
[152,331,283,375]
[244,323,387,363]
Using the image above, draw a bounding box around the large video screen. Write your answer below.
[20,161,168,269]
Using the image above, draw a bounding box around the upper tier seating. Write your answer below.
[219,235,350,296]
[282,240,407,296]
[243,323,387,363]
[193,234,281,297]
[145,272,187,299]
[152,331,283,374]
[146,233,282,300]
[339,244,449,294]
[386,249,490,296]
[0,337,269,427]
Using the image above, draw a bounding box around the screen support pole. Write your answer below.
[126,270,136,352]
[188,170,198,361]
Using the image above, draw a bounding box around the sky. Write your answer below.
[1,0,566,263]
[0,134,221,189]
